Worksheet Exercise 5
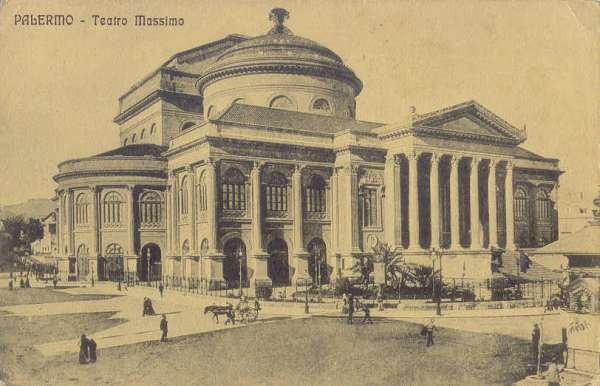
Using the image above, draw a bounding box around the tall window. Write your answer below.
[361,187,379,227]
[103,191,124,225]
[140,128,145,140]
[515,187,529,220]
[305,175,326,213]
[266,172,288,212]
[75,193,89,225]
[179,177,189,216]
[222,168,246,210]
[131,133,137,143]
[536,189,551,220]
[140,191,162,225]
[196,172,208,214]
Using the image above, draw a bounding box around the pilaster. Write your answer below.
[469,157,481,249]
[292,164,310,285]
[250,161,271,288]
[384,154,401,249]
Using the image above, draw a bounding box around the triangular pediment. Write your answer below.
[411,100,527,145]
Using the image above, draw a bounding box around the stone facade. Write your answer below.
[51,10,561,289]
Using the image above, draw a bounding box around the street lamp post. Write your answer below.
[432,248,443,316]
[304,278,309,314]
[314,245,322,301]
[147,248,151,287]
[91,264,94,287]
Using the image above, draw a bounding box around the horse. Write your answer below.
[204,304,233,324]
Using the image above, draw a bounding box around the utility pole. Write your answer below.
[239,248,243,298]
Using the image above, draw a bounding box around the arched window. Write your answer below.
[140,129,145,140]
[150,124,156,135]
[361,187,379,227]
[181,121,195,132]
[266,172,288,212]
[103,191,124,225]
[131,133,137,144]
[536,189,551,220]
[269,95,295,110]
[179,177,189,216]
[312,98,331,114]
[124,138,128,146]
[75,193,89,225]
[305,175,326,213]
[140,191,162,225]
[514,187,529,220]
[222,168,246,210]
[105,243,123,256]
[181,240,190,256]
[196,172,208,214]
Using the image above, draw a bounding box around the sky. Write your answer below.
[0,0,598,207]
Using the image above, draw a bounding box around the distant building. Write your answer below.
[49,9,561,289]
[30,212,57,265]
[559,190,595,236]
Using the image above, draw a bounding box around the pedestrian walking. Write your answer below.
[159,282,164,298]
[531,323,541,363]
[160,314,168,342]
[341,293,348,314]
[347,293,354,325]
[52,276,58,288]
[88,338,97,363]
[377,289,384,312]
[79,335,89,364]
[8,279,13,291]
[25,277,30,288]
[362,302,373,324]
[19,278,25,288]
[424,319,436,347]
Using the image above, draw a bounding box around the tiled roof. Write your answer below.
[95,144,168,158]
[213,103,384,135]
[533,225,600,255]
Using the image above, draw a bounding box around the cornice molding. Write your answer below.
[114,90,202,125]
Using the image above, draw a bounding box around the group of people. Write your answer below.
[78,334,98,364]
[341,293,373,324]
[142,297,156,316]
[8,272,30,290]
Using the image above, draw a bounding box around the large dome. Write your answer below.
[196,9,362,97]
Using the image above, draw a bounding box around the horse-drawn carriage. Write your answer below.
[204,301,259,324]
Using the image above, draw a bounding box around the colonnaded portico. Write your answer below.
[49,9,561,292]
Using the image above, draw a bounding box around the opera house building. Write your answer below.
[51,10,561,292]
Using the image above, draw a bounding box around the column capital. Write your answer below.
[488,158,498,169]
[406,150,420,161]
[185,164,193,173]
[168,169,177,178]
[89,185,99,193]
[506,160,515,171]
[252,160,266,171]
[469,156,481,167]
[429,152,440,167]
[207,157,220,168]
[294,164,307,175]
[385,153,400,165]
[449,154,460,167]
[126,184,135,192]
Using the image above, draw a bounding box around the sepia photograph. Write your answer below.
[0,1,599,385]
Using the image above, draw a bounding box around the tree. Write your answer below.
[0,216,44,255]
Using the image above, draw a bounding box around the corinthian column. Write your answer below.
[205,159,224,287]
[488,160,498,248]
[429,153,440,249]
[250,161,271,288]
[126,185,137,275]
[384,154,401,249]
[505,161,515,250]
[449,155,461,249]
[407,151,420,250]
[469,157,481,249]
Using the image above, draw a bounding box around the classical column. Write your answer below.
[505,161,515,250]
[337,164,361,277]
[188,166,197,253]
[292,165,310,284]
[89,186,99,280]
[329,168,340,281]
[469,157,481,249]
[205,159,224,287]
[449,155,461,249]
[250,161,271,288]
[407,151,420,250]
[172,174,180,255]
[487,160,498,248]
[384,154,401,249]
[65,189,73,256]
[165,184,172,257]
[429,153,440,249]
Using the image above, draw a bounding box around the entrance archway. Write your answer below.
[223,238,247,288]
[308,238,329,285]
[139,243,162,281]
[268,239,289,286]
[103,243,124,281]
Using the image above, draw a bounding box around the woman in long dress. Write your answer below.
[79,335,89,364]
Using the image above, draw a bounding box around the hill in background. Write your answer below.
[0,198,54,220]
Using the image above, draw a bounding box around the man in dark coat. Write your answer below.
[160,314,168,342]
[88,338,97,363]
[347,293,354,325]
[79,335,89,364]
[532,323,541,363]
[362,301,373,324]
[159,282,164,298]
[425,319,436,347]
